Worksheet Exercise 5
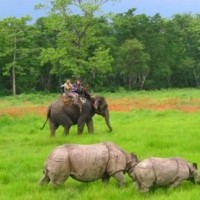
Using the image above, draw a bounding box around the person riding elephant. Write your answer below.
[61,79,73,96]
[72,79,83,95]
[40,96,112,136]
[61,79,81,110]
[82,83,91,99]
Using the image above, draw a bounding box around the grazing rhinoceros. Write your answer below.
[129,157,200,192]
[39,142,138,187]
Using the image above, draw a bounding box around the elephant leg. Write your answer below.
[49,121,58,137]
[77,123,85,134]
[112,171,125,187]
[61,115,73,136]
[77,118,85,134]
[63,127,70,136]
[86,119,94,133]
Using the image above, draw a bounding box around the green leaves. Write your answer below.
[2,2,200,94]
[117,38,150,89]
[88,46,113,73]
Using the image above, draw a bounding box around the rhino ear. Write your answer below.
[130,153,139,162]
[193,163,198,169]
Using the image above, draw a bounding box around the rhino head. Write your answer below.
[190,163,200,184]
[125,153,139,179]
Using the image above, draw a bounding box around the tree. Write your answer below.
[36,0,116,87]
[172,14,200,87]
[87,46,113,89]
[117,38,150,90]
[0,16,37,95]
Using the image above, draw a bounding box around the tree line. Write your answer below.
[1,0,200,95]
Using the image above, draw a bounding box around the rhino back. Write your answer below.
[68,144,109,182]
[147,158,180,185]
[175,158,190,179]
[48,145,69,161]
[146,157,190,185]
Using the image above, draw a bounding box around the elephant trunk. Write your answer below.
[104,110,112,132]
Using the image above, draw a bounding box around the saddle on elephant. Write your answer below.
[61,94,74,105]
[61,93,85,112]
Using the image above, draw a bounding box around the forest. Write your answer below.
[1,0,200,95]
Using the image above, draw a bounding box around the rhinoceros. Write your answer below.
[129,157,200,192]
[39,142,138,187]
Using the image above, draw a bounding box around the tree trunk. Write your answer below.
[138,74,146,90]
[193,66,200,87]
[12,35,17,96]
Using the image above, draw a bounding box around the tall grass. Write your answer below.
[1,89,200,200]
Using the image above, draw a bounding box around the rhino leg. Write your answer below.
[112,171,125,187]
[102,174,110,185]
[49,172,70,186]
[139,184,150,193]
[47,159,71,186]
[134,180,151,192]
[169,180,182,189]
[134,171,154,192]
[39,174,50,185]
[135,180,150,192]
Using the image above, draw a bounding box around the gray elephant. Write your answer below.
[39,142,138,187]
[41,96,112,136]
[129,157,200,192]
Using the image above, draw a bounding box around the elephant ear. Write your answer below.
[93,96,107,108]
[94,99,99,110]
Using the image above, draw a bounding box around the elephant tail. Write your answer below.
[40,106,51,130]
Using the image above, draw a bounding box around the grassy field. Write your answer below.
[1,89,200,200]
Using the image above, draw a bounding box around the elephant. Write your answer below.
[39,142,138,187]
[40,96,112,136]
[129,157,200,192]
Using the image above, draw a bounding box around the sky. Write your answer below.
[0,0,200,22]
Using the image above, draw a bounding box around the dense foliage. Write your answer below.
[1,0,200,95]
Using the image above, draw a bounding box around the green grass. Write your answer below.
[1,88,200,199]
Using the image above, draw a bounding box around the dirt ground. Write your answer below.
[1,98,200,117]
[108,98,200,113]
